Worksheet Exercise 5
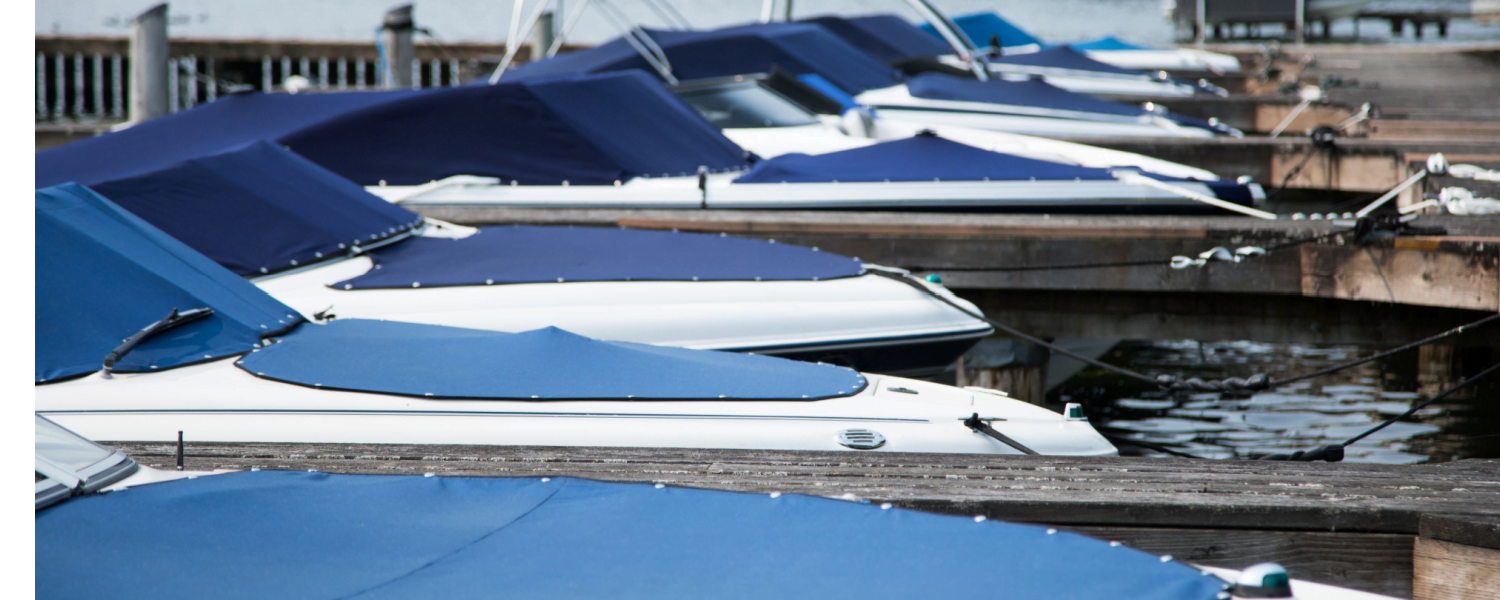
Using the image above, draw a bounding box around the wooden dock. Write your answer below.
[413,208,1500,316]
[116,441,1500,598]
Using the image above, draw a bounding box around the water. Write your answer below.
[1054,339,1500,464]
[37,0,1500,45]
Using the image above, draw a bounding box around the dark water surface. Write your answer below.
[1053,340,1500,464]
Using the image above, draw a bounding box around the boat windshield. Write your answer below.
[676,82,820,129]
[36,415,137,510]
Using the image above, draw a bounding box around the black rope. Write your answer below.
[1265,145,1321,201]
[963,413,1039,455]
[1100,433,1205,459]
[1341,361,1500,448]
[897,228,1350,273]
[867,270,1160,386]
[1273,313,1500,386]
[872,269,1500,396]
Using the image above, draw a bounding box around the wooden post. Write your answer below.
[1194,0,1206,47]
[955,338,1048,406]
[531,11,555,66]
[129,3,168,123]
[1295,0,1306,45]
[380,4,414,89]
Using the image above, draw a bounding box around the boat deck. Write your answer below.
[116,441,1500,598]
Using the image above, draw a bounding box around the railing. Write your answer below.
[35,37,529,123]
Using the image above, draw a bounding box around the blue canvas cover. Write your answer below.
[332,225,864,290]
[1069,36,1152,51]
[35,90,419,187]
[800,14,951,63]
[281,71,750,185]
[989,45,1154,77]
[921,11,1042,49]
[734,135,1117,184]
[35,184,301,382]
[37,470,1230,600]
[236,320,867,400]
[905,73,1150,117]
[88,141,424,277]
[511,23,902,95]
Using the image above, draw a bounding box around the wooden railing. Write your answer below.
[33,36,566,123]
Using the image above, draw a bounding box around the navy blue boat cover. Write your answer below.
[989,45,1152,77]
[735,135,1116,184]
[333,225,864,290]
[35,184,302,382]
[283,71,750,185]
[905,73,1150,118]
[512,23,902,94]
[37,471,1228,600]
[89,141,424,277]
[36,89,418,187]
[800,15,951,63]
[237,320,867,400]
[920,11,1042,48]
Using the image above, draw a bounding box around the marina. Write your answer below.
[32,1,1500,599]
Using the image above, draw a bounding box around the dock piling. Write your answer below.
[128,3,168,123]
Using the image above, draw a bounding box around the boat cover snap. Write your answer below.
[331,225,864,290]
[88,141,423,277]
[35,184,302,382]
[237,320,867,400]
[37,471,1229,600]
[734,135,1117,184]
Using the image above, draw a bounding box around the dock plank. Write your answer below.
[112,443,1500,534]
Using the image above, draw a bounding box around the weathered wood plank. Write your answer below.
[1413,538,1500,600]
[1420,514,1500,550]
[1299,243,1499,311]
[110,443,1500,535]
[1065,526,1413,598]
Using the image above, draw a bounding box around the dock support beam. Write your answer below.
[128,3,168,123]
[380,4,414,89]
[531,11,555,66]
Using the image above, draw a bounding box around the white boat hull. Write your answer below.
[1084,49,1242,74]
[854,85,1219,138]
[36,361,1118,456]
[258,254,992,377]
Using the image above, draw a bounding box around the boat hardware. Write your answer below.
[101,307,214,378]
[962,413,1037,455]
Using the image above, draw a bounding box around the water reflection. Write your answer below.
[1051,340,1498,464]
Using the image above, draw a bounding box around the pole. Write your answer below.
[1295,0,1305,45]
[1195,0,1206,47]
[532,11,555,62]
[129,3,168,123]
[381,4,414,89]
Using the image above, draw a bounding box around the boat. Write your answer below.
[923,11,1243,76]
[35,414,1397,600]
[34,182,1112,455]
[810,13,1228,98]
[70,141,992,377]
[672,69,1226,181]
[507,22,1240,138]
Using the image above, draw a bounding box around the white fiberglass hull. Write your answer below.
[36,361,1117,456]
[259,255,991,376]
[372,174,1255,211]
[1084,49,1242,74]
[854,85,1218,138]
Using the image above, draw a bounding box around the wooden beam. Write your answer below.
[1066,526,1414,598]
[1299,243,1500,311]
[1414,538,1500,600]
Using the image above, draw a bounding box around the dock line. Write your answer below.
[1111,171,1280,220]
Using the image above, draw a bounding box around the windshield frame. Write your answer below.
[673,79,822,129]
[35,415,138,511]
